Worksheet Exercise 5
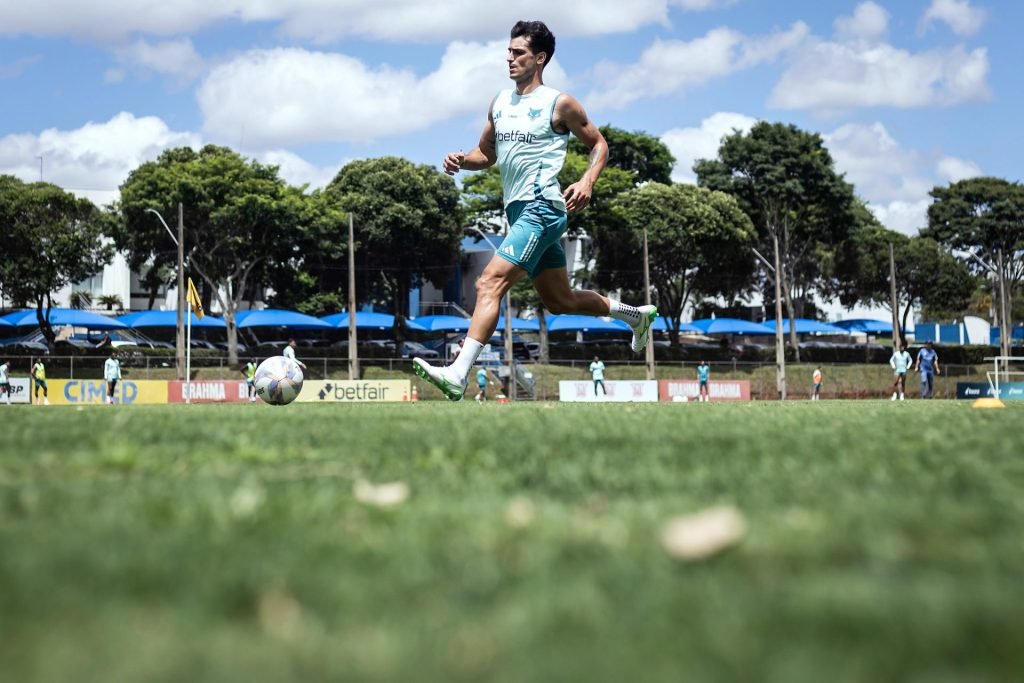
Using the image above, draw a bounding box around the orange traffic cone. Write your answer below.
[411,385,419,402]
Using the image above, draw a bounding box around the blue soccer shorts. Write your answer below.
[498,200,568,278]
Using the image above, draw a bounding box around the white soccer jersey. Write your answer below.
[492,85,569,211]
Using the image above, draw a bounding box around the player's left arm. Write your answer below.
[554,94,608,213]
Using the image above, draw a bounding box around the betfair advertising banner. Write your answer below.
[297,380,412,403]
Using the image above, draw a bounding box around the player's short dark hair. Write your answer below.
[511,20,555,66]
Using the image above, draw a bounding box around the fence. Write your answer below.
[3,355,989,401]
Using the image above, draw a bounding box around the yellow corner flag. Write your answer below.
[186,277,205,320]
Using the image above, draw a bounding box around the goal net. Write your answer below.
[985,356,1024,400]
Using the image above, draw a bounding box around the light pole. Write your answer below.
[753,245,786,400]
[145,205,185,381]
[466,225,515,401]
[966,249,1011,379]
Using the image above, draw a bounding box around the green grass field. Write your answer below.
[3,401,1023,682]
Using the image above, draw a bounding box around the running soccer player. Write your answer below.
[475,367,489,402]
[0,360,11,405]
[889,343,912,401]
[589,355,607,397]
[413,20,656,401]
[915,340,940,399]
[242,358,258,402]
[32,358,48,405]
[696,360,710,402]
[104,351,121,405]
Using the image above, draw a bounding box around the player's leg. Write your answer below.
[414,255,527,401]
[531,266,657,353]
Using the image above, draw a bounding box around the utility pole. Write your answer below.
[348,214,359,380]
[998,249,1010,380]
[177,203,185,381]
[889,243,900,348]
[643,228,655,380]
[773,233,787,400]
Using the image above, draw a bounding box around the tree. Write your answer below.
[114,145,309,366]
[569,125,675,185]
[0,176,113,349]
[695,122,859,360]
[923,177,1024,354]
[325,157,463,348]
[834,218,976,343]
[604,183,757,344]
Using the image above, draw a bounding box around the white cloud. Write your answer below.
[114,39,205,84]
[936,155,981,182]
[770,38,989,111]
[834,1,889,41]
[256,150,343,191]
[587,23,809,110]
[0,113,201,205]
[660,112,758,183]
[197,41,569,149]
[921,0,986,36]
[824,121,982,235]
[0,0,729,43]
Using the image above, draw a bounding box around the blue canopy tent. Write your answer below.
[0,317,13,328]
[652,317,701,333]
[235,309,333,330]
[497,315,540,331]
[322,312,428,332]
[412,315,472,332]
[691,318,774,335]
[764,318,852,335]
[1,308,128,330]
[546,315,630,333]
[117,310,226,329]
[834,319,893,334]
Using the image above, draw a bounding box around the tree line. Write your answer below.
[1,123,1022,366]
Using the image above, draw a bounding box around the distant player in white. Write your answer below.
[283,339,307,370]
[414,20,656,401]
[104,351,121,405]
[889,343,912,401]
[0,360,11,405]
[589,355,606,396]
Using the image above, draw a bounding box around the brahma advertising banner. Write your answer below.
[558,380,659,402]
[49,379,168,405]
[659,380,751,402]
[168,380,250,403]
[297,380,412,403]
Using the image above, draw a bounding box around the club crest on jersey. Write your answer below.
[528,108,542,120]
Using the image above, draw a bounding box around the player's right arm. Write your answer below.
[443,98,498,175]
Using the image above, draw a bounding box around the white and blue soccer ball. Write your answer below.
[254,356,304,406]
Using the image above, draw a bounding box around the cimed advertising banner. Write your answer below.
[49,379,168,405]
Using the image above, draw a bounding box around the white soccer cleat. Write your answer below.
[412,358,467,402]
[629,305,658,353]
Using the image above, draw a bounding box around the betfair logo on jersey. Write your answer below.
[496,130,537,143]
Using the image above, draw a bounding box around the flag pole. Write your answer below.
[186,303,192,404]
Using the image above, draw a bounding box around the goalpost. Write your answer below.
[985,356,1024,399]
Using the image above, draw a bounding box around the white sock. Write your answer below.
[450,337,485,384]
[608,300,642,326]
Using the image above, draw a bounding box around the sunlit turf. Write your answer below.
[2,401,1023,682]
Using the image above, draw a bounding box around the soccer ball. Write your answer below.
[254,356,304,406]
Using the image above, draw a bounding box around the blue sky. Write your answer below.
[0,0,1018,236]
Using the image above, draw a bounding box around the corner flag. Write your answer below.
[186,277,204,320]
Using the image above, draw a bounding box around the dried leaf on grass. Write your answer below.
[660,505,747,561]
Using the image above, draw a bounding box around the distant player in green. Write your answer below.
[589,355,606,396]
[889,343,912,401]
[696,361,710,402]
[32,359,48,405]
[413,20,656,401]
[0,360,10,406]
[475,367,489,402]
[242,358,258,402]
